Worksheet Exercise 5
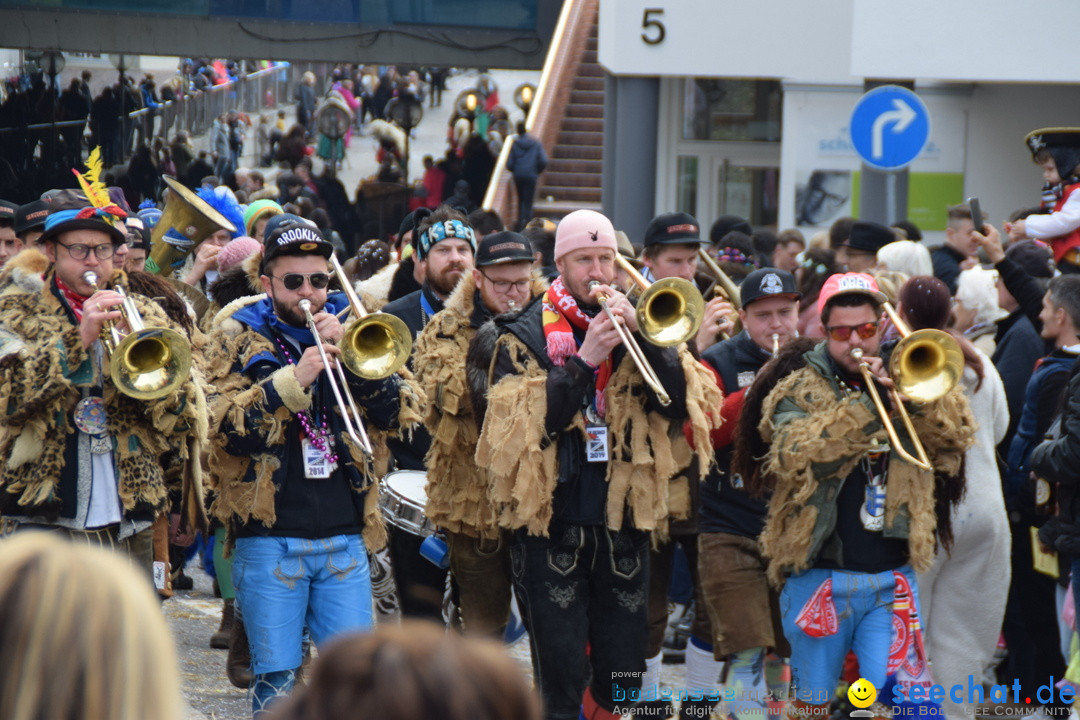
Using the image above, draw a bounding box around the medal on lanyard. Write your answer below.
[73,396,112,455]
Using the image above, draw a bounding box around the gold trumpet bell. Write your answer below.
[111,327,192,400]
[889,328,964,404]
[637,277,706,347]
[341,313,413,380]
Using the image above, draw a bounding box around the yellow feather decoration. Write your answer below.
[73,147,112,210]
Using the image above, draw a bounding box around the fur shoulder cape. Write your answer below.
[756,351,974,585]
[474,323,721,537]
[0,248,47,298]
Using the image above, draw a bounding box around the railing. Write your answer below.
[482,0,597,223]
[0,62,292,155]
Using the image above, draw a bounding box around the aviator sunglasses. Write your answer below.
[273,272,331,291]
[825,321,879,342]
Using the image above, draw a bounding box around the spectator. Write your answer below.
[877,239,933,278]
[506,122,548,230]
[0,532,183,720]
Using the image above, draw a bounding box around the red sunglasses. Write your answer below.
[825,321,879,342]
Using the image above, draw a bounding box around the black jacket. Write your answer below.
[1030,358,1080,554]
[699,331,773,537]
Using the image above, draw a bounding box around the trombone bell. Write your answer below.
[890,329,964,404]
[342,314,413,380]
[636,277,706,348]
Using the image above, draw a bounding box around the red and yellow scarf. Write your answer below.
[542,276,612,416]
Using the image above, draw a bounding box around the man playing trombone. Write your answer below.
[737,273,973,717]
[204,214,422,718]
[476,209,720,720]
[0,190,206,574]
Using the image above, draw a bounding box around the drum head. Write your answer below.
[382,470,428,504]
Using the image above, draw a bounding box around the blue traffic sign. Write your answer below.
[849,86,930,171]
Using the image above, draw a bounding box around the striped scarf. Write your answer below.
[542,276,612,417]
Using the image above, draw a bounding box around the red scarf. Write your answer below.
[542,276,612,417]
[55,275,89,321]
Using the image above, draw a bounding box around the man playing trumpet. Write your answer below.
[0,190,206,573]
[476,209,720,720]
[204,214,423,718]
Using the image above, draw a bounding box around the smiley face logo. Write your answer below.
[847,678,877,709]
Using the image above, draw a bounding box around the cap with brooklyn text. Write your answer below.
[643,212,703,248]
[817,272,888,315]
[260,213,334,267]
[475,231,534,267]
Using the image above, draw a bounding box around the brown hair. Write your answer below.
[0,533,182,720]
[898,275,984,391]
[271,621,541,720]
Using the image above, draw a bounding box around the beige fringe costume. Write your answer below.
[475,324,722,538]
[757,346,975,586]
[414,272,548,539]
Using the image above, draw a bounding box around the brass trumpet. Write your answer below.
[850,304,964,470]
[329,255,412,380]
[697,248,743,338]
[83,271,192,400]
[299,298,373,456]
[615,254,704,347]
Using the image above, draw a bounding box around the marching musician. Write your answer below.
[204,214,423,718]
[638,211,737,354]
[475,209,720,720]
[696,267,801,718]
[413,230,546,637]
[381,206,476,620]
[736,273,973,716]
[0,190,206,572]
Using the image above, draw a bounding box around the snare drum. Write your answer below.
[379,470,437,537]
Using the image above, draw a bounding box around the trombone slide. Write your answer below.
[589,281,671,406]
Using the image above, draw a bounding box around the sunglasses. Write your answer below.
[273,272,331,291]
[825,321,879,342]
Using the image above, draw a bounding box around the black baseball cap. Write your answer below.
[475,231,533,267]
[261,213,334,267]
[0,200,16,225]
[15,200,48,235]
[739,268,801,307]
[643,212,703,248]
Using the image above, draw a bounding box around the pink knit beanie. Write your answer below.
[554,209,617,262]
[217,236,263,272]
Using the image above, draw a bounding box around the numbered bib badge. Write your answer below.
[586,423,609,463]
[302,437,336,479]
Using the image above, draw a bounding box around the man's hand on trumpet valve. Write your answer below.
[294,343,342,388]
[694,296,737,354]
[79,289,127,350]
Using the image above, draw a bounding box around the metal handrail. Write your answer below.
[481,0,577,211]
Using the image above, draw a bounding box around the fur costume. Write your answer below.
[756,343,974,585]
[0,268,209,520]
[415,271,548,539]
[0,247,47,297]
[474,309,721,537]
[203,292,425,552]
[354,260,398,311]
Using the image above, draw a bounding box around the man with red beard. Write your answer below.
[381,206,476,621]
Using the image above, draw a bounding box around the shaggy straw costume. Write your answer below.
[414,271,549,538]
[0,268,209,521]
[475,326,721,537]
[756,344,975,586]
[203,292,425,552]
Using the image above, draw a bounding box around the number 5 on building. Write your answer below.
[641,8,665,45]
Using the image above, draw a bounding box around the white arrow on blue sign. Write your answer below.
[849,85,930,171]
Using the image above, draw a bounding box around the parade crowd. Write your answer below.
[4,61,1080,720]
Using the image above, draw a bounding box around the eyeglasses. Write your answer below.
[57,241,116,260]
[825,321,879,342]
[479,271,530,293]
[273,272,331,290]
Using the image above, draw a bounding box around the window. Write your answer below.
[682,79,781,142]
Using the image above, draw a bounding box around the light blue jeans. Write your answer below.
[233,534,372,675]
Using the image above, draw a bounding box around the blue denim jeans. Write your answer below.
[510,521,650,720]
[780,566,918,704]
[233,534,372,675]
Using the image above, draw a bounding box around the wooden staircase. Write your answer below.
[486,0,604,225]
